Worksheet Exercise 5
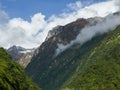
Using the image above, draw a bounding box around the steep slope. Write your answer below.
[25,18,106,90]
[7,45,34,67]
[18,51,34,67]
[0,48,41,90]
[62,26,120,90]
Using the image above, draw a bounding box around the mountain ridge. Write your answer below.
[25,16,107,90]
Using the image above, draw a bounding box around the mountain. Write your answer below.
[25,13,120,90]
[45,25,64,41]
[7,45,34,67]
[7,45,26,61]
[61,25,120,90]
[0,47,41,90]
[25,17,105,90]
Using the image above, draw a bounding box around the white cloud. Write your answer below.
[0,0,120,49]
[0,13,47,48]
[55,13,120,56]
[67,1,83,11]
[115,0,120,10]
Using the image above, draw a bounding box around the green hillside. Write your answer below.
[0,48,41,90]
[62,26,120,90]
[26,16,120,90]
[26,26,107,90]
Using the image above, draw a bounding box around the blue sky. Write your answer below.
[1,0,119,48]
[0,0,106,20]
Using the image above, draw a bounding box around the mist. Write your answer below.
[55,13,120,56]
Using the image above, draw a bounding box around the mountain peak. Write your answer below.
[7,45,26,53]
[7,45,35,67]
[45,25,63,41]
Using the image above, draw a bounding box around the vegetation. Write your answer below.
[25,15,120,90]
[26,28,107,90]
[0,48,41,90]
[62,26,120,90]
[26,26,120,90]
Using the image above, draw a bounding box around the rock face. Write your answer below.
[45,25,64,41]
[18,51,34,67]
[7,45,34,67]
[33,18,90,59]
[26,15,120,90]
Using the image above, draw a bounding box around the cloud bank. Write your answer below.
[56,13,120,56]
[0,0,120,48]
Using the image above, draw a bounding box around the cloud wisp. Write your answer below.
[55,12,120,56]
[0,0,120,48]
